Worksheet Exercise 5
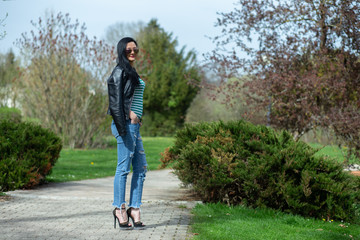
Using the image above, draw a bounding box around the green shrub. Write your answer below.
[141,113,178,137]
[161,120,360,222]
[0,107,22,123]
[0,120,62,191]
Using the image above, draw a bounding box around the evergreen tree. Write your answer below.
[137,19,201,136]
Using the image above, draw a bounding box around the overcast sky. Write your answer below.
[0,0,237,61]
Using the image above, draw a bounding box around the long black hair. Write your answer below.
[116,37,140,86]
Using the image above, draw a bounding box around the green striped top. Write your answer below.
[131,78,145,119]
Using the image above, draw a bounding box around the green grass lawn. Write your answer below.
[311,143,359,164]
[46,137,174,182]
[191,203,360,240]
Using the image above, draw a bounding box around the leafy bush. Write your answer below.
[161,120,360,222]
[0,107,22,123]
[0,120,62,191]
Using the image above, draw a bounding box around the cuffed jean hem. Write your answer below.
[128,204,142,209]
[112,202,127,209]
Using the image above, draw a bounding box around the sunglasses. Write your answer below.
[125,48,139,55]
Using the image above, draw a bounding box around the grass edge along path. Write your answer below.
[190,203,360,240]
[46,137,174,182]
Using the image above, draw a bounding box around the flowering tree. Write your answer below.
[16,12,116,148]
[204,0,360,160]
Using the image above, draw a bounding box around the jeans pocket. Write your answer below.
[129,122,139,133]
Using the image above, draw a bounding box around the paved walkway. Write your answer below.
[0,169,200,240]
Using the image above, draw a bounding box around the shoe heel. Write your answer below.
[113,209,118,229]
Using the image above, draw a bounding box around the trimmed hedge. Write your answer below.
[161,120,360,222]
[0,120,62,191]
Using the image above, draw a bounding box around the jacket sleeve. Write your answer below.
[107,68,127,136]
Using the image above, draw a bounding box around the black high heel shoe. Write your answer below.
[113,208,133,229]
[127,208,146,229]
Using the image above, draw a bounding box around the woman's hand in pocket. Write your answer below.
[130,111,140,124]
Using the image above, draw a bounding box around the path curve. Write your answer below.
[0,169,200,240]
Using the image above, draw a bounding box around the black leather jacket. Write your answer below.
[107,65,135,136]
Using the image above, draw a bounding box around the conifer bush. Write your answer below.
[0,107,22,123]
[0,120,62,191]
[161,120,360,222]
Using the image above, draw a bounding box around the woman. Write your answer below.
[107,37,147,229]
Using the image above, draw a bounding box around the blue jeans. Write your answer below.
[111,120,147,209]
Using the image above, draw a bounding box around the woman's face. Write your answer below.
[125,42,138,64]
